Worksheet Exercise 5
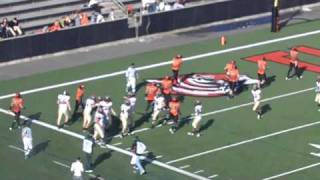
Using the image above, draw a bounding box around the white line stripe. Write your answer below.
[1,29,320,100]
[8,145,25,152]
[156,155,163,159]
[208,174,219,179]
[166,121,320,164]
[112,142,122,146]
[179,165,191,169]
[0,108,208,180]
[309,143,320,149]
[262,162,320,180]
[194,170,204,174]
[310,152,320,157]
[53,160,70,168]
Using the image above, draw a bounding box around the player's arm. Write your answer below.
[111,108,117,116]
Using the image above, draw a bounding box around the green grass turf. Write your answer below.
[1,20,320,179]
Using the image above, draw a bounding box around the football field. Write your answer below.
[1,19,320,180]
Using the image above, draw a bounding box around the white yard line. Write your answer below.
[166,120,320,164]
[208,174,219,179]
[262,162,320,180]
[156,155,163,159]
[0,108,209,180]
[8,145,25,152]
[112,142,122,146]
[310,152,320,157]
[194,170,205,174]
[1,29,320,100]
[53,160,70,168]
[179,165,191,169]
[309,143,320,149]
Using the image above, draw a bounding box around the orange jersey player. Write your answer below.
[167,97,181,134]
[224,60,236,75]
[171,54,183,83]
[228,67,240,97]
[161,76,173,105]
[286,48,302,80]
[144,82,159,112]
[257,58,268,85]
[73,84,85,115]
[10,92,24,131]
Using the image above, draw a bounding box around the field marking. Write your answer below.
[166,120,320,164]
[179,165,191,169]
[208,174,219,179]
[310,152,320,157]
[262,162,320,180]
[194,170,205,174]
[1,29,320,100]
[309,143,320,149]
[0,108,209,180]
[156,155,163,159]
[8,145,25,152]
[112,142,122,146]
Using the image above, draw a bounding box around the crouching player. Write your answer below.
[21,120,33,159]
[188,100,202,137]
[251,85,262,119]
[93,107,106,145]
[151,93,166,128]
[130,138,147,175]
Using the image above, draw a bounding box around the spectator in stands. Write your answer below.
[109,8,115,21]
[80,12,90,26]
[91,12,105,24]
[72,11,82,26]
[173,0,184,9]
[157,0,171,11]
[48,20,61,32]
[8,17,23,36]
[1,18,15,38]
[88,0,101,12]
[63,16,73,27]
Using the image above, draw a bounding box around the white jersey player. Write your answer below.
[151,93,166,127]
[188,100,203,137]
[21,121,33,159]
[251,85,262,119]
[126,93,137,130]
[315,77,320,111]
[120,100,131,137]
[130,139,147,175]
[125,63,138,94]
[82,96,96,130]
[56,90,71,128]
[99,97,116,125]
[93,108,106,144]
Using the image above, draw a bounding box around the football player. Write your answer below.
[21,120,33,159]
[168,97,181,134]
[82,96,96,130]
[120,100,131,138]
[73,84,85,116]
[286,48,302,80]
[10,92,24,131]
[125,63,138,94]
[93,107,106,145]
[130,137,147,175]
[56,90,71,128]
[151,92,166,128]
[251,84,262,119]
[99,96,116,128]
[144,82,159,112]
[257,57,268,85]
[171,54,183,83]
[188,100,203,137]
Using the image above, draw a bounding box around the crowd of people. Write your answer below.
[0,17,23,39]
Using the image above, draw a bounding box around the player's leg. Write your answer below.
[253,101,262,119]
[286,63,294,80]
[63,110,70,125]
[120,115,128,137]
[169,114,178,134]
[131,78,136,94]
[172,70,178,83]
[82,112,88,129]
[151,109,160,128]
[73,100,80,115]
[56,109,63,127]
[135,156,146,175]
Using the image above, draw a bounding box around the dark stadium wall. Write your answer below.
[0,0,318,62]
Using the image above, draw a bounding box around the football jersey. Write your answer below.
[120,103,131,116]
[251,89,262,102]
[154,96,165,110]
[57,94,70,108]
[126,66,137,79]
[316,81,320,93]
[22,126,32,139]
[194,104,202,118]
[84,98,95,112]
[99,100,113,115]
[128,96,137,113]
[94,111,105,127]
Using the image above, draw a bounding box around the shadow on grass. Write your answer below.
[93,150,112,168]
[32,140,50,156]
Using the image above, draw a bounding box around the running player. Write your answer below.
[144,82,159,112]
[10,92,24,131]
[251,85,262,119]
[56,90,71,128]
[151,92,166,128]
[126,63,138,94]
[188,100,203,137]
[21,120,33,159]
[286,48,302,80]
[257,57,268,85]
[130,138,147,175]
[161,76,173,105]
[171,54,183,83]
